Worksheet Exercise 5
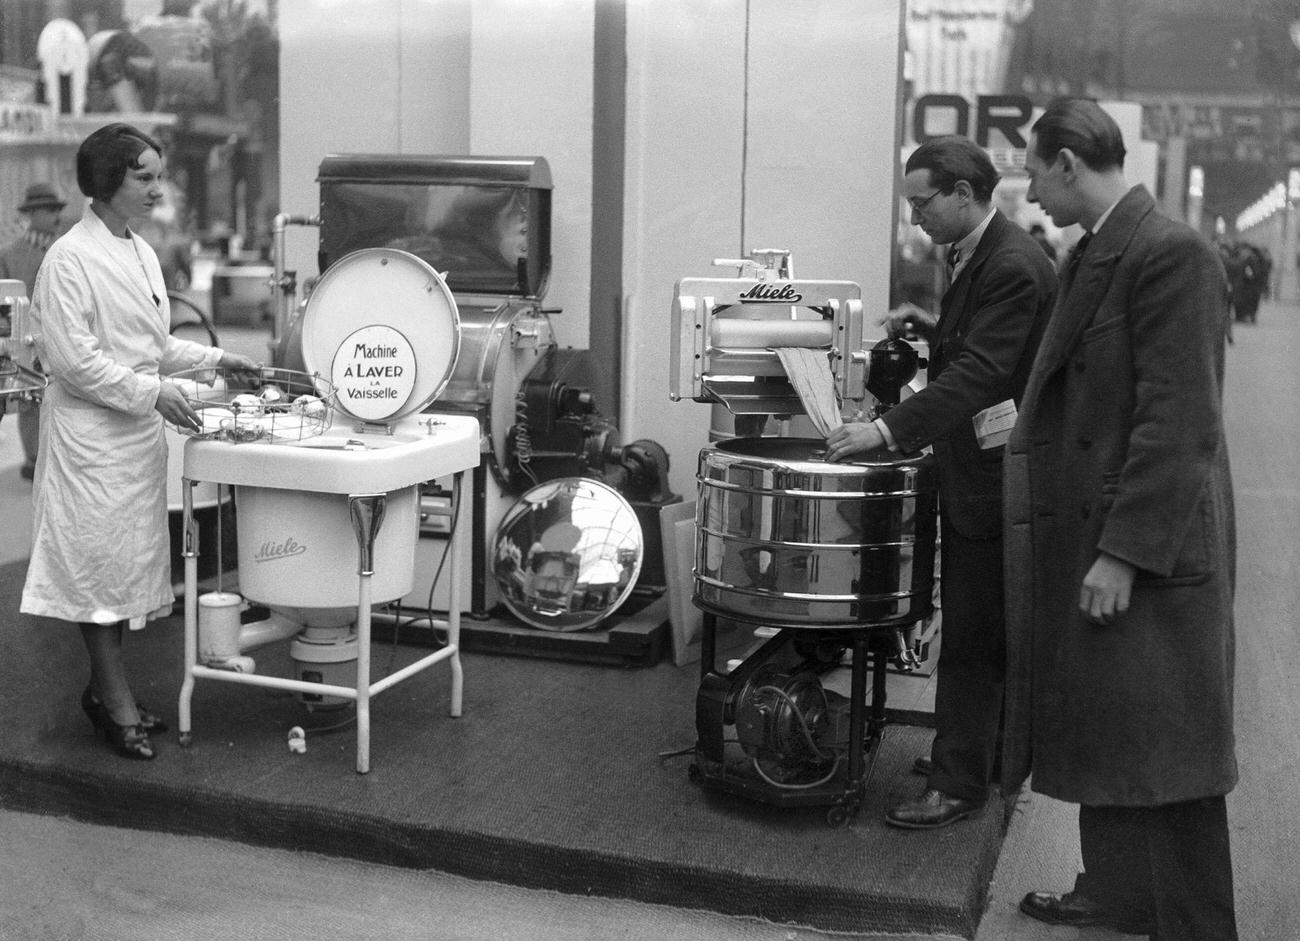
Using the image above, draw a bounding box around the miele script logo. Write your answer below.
[254,537,308,563]
[738,282,803,303]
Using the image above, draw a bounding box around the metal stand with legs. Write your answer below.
[178,472,466,773]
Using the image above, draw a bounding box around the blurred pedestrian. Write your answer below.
[1028,222,1057,262]
[1228,242,1264,324]
[0,182,66,479]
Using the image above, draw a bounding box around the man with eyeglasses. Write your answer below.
[825,135,1056,829]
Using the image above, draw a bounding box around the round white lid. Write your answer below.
[301,248,460,424]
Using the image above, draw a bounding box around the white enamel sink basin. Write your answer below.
[184,414,481,494]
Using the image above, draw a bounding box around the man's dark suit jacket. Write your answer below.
[881,209,1057,537]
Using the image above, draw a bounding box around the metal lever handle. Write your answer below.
[891,626,922,673]
[712,258,762,273]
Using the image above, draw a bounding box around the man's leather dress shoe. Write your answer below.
[885,788,982,829]
[1019,890,1154,935]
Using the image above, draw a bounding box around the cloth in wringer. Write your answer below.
[774,347,843,438]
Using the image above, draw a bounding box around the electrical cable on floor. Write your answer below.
[752,755,842,791]
[299,712,357,736]
[659,736,746,761]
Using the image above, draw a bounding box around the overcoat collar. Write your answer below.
[938,208,1010,342]
[1032,185,1155,374]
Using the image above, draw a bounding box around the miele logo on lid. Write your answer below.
[737,282,804,303]
[332,324,417,422]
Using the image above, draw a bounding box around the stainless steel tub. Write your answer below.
[695,437,937,628]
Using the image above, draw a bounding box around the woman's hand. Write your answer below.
[217,351,261,385]
[218,352,260,372]
[824,421,884,462]
[155,380,201,432]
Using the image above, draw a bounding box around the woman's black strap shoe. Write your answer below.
[82,686,169,734]
[132,703,169,734]
[81,687,159,758]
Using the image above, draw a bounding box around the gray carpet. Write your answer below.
[0,560,1007,938]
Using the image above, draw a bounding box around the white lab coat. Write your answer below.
[20,206,222,624]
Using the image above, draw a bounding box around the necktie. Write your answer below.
[1065,232,1092,284]
[946,246,960,280]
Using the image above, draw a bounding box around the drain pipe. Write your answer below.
[271,212,321,350]
[369,611,450,633]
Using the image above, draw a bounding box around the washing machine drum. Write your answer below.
[300,248,461,424]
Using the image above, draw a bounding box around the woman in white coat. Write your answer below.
[20,123,256,760]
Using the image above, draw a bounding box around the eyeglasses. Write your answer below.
[906,190,948,213]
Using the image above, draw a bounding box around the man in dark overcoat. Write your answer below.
[826,135,1056,828]
[1005,97,1238,939]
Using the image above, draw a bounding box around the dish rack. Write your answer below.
[0,360,47,400]
[167,366,337,443]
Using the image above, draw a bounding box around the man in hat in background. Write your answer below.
[1,182,67,480]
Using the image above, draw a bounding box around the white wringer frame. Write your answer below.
[176,248,480,772]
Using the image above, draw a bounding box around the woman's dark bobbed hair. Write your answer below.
[76,123,162,201]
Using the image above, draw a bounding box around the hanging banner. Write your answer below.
[905,0,1024,101]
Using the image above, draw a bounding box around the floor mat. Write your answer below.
[0,560,1005,937]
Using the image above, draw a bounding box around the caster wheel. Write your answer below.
[178,731,193,748]
[826,805,853,828]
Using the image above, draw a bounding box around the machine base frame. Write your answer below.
[177,473,469,773]
[690,609,903,827]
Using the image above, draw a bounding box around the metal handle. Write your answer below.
[348,494,388,576]
[712,258,762,272]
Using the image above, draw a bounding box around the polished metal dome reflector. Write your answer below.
[493,477,643,631]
